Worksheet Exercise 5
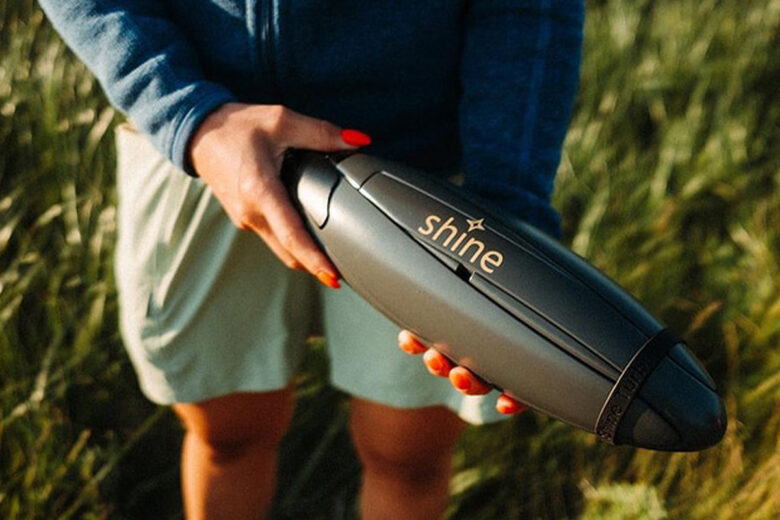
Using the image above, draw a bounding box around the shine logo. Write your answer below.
[417,214,504,274]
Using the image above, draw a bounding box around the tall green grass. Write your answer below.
[451,1,780,518]
[0,3,180,518]
[1,0,778,518]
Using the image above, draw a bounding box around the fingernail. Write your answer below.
[317,271,341,289]
[341,129,372,147]
[428,357,443,373]
[451,371,471,392]
[400,338,423,355]
[399,338,415,354]
[496,394,525,415]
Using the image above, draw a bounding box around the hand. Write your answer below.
[188,102,371,288]
[397,330,528,415]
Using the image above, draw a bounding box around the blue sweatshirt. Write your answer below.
[39,0,583,236]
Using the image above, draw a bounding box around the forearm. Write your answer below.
[39,0,235,173]
[460,0,585,236]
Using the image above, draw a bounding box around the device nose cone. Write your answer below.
[674,387,727,451]
[665,376,727,451]
[615,350,727,451]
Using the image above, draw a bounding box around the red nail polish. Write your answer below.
[400,338,423,355]
[428,357,444,373]
[399,340,416,354]
[496,394,525,414]
[317,271,341,289]
[341,129,372,147]
[451,371,471,392]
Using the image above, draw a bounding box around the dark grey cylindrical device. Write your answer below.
[282,150,726,452]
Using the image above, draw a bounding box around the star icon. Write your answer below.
[466,217,485,232]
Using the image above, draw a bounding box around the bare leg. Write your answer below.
[172,387,294,520]
[349,397,466,520]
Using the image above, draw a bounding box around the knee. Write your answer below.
[353,437,453,485]
[349,400,464,485]
[174,389,294,463]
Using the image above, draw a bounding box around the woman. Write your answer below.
[39,1,584,518]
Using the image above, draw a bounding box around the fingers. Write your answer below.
[254,178,341,287]
[496,393,528,415]
[396,331,529,414]
[422,348,453,377]
[448,366,492,395]
[397,331,490,393]
[251,223,304,271]
[269,106,371,152]
[251,106,369,286]
[398,330,427,354]
[190,103,369,288]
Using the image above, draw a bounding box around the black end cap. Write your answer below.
[615,355,727,451]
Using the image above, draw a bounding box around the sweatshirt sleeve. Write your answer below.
[459,0,584,237]
[38,0,237,174]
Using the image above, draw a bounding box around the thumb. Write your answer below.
[277,108,371,151]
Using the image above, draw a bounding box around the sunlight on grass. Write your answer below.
[1,0,778,518]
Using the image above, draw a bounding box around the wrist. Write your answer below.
[187,102,243,177]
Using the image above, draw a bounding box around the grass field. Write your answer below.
[1,0,779,518]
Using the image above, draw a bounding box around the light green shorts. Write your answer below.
[113,124,504,424]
